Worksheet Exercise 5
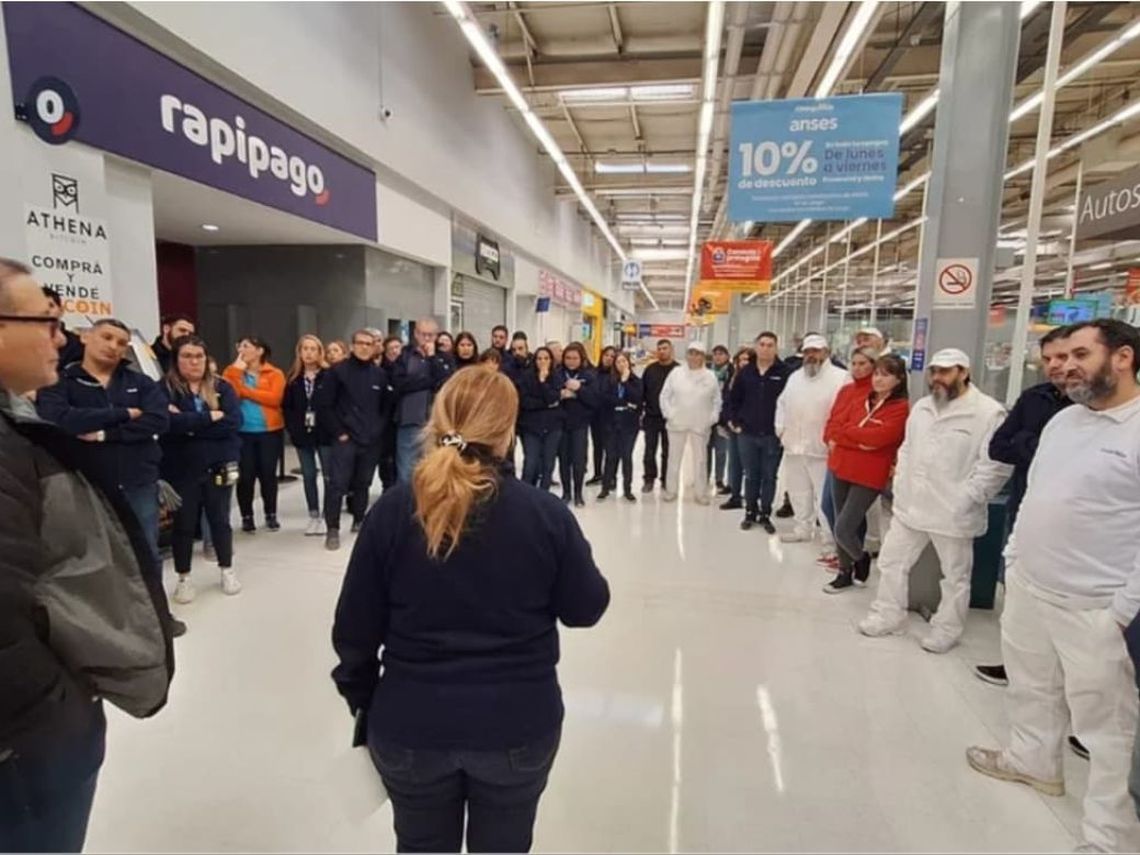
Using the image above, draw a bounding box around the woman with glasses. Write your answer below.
[223,337,286,533]
[162,335,243,604]
[284,334,333,536]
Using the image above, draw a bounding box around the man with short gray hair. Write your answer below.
[392,317,453,482]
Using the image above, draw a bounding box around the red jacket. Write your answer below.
[827,391,909,491]
[824,374,872,446]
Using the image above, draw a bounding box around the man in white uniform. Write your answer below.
[858,348,1010,653]
[659,341,721,504]
[775,334,850,546]
[967,319,1140,854]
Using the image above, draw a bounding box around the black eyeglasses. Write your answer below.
[0,314,61,336]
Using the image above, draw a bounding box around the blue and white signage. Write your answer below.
[728,93,903,223]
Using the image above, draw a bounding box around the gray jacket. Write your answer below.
[1,389,172,771]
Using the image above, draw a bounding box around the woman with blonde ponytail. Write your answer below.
[332,368,609,854]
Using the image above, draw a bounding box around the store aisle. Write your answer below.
[85,466,1084,853]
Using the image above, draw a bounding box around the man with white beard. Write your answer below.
[967,320,1140,854]
[858,348,1011,653]
[775,334,849,547]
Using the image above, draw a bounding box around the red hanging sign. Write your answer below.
[699,240,774,293]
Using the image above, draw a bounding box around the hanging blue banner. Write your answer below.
[728,93,903,223]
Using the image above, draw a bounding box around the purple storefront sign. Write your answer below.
[3,3,378,241]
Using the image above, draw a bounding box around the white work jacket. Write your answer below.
[660,365,721,434]
[775,362,850,457]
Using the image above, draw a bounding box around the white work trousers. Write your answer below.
[866,519,975,641]
[665,429,709,500]
[1001,570,1140,853]
[782,454,833,546]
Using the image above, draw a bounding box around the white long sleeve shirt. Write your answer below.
[774,362,850,457]
[659,365,721,434]
[892,386,1011,538]
[1007,392,1140,624]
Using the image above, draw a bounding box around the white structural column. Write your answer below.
[1006,0,1067,405]
[869,218,884,325]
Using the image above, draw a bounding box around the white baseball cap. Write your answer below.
[857,326,885,339]
[928,347,971,369]
[686,340,706,353]
[801,334,829,351]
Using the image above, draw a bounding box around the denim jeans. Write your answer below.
[369,728,561,853]
[559,426,589,499]
[296,444,333,515]
[325,440,381,530]
[521,430,561,490]
[737,433,783,517]
[396,425,424,485]
[123,483,161,587]
[707,430,729,486]
[726,432,743,500]
[0,760,101,853]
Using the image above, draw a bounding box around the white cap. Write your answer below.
[686,340,706,353]
[929,347,971,369]
[858,326,884,340]
[801,334,829,351]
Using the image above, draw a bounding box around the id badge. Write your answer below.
[304,410,317,430]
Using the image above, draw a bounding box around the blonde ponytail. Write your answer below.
[413,369,519,559]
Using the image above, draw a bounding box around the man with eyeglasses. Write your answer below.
[0,258,172,852]
[318,329,391,551]
[392,316,453,483]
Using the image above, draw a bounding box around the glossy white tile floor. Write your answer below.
[85,449,1087,853]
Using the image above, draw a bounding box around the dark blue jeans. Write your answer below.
[369,729,560,853]
[325,440,380,530]
[707,430,729,485]
[559,426,589,499]
[396,425,424,485]
[0,765,99,853]
[521,430,561,490]
[604,426,638,493]
[737,434,783,517]
[123,483,161,586]
[296,444,333,515]
[725,431,743,500]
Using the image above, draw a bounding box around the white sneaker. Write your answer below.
[965,746,1065,797]
[694,494,710,506]
[780,530,811,543]
[173,574,196,604]
[220,568,242,596]
[921,631,958,654]
[662,491,678,502]
[305,516,326,536]
[858,613,905,638]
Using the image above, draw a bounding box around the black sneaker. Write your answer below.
[719,498,743,511]
[1068,736,1089,761]
[585,476,602,487]
[974,665,1009,687]
[170,618,188,638]
[325,530,341,551]
[562,491,572,504]
[241,516,256,533]
[641,482,654,494]
[350,519,363,534]
[853,552,872,586]
[823,573,854,594]
[741,514,758,531]
[551,479,561,489]
[775,495,794,518]
[760,515,776,535]
[624,492,637,503]
[597,489,611,502]
[574,497,586,508]
[265,514,281,532]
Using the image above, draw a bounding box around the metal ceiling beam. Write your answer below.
[474,57,704,91]
[608,4,624,53]
[864,2,943,90]
[786,1,848,97]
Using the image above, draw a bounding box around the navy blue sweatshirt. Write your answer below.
[557,366,599,430]
[283,369,334,448]
[331,475,610,749]
[597,372,644,432]
[641,361,679,421]
[988,381,1071,521]
[36,361,170,490]
[392,349,454,428]
[517,369,564,436]
[726,359,790,437]
[160,379,243,485]
[318,356,389,447]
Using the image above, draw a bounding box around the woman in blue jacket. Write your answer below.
[162,336,243,605]
[556,343,598,508]
[597,351,643,502]
[283,334,333,536]
[518,346,563,490]
[587,345,617,486]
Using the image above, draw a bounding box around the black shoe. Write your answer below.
[823,573,854,595]
[241,516,256,533]
[1069,736,1089,761]
[350,520,363,534]
[719,498,743,511]
[775,495,794,518]
[265,514,280,532]
[624,492,637,503]
[597,489,611,501]
[741,514,757,531]
[760,515,776,535]
[641,482,654,494]
[585,476,602,487]
[974,664,1009,687]
[716,484,732,496]
[574,496,586,508]
[853,552,872,585]
[562,491,572,504]
[170,618,188,638]
[550,479,561,489]
[325,530,341,551]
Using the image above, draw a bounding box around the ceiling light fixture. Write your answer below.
[1020,0,1043,21]
[646,163,694,174]
[560,86,630,103]
[1005,97,1140,180]
[631,84,696,102]
[773,220,812,258]
[814,0,881,98]
[595,162,646,174]
[899,88,940,134]
[201,224,220,232]
[439,0,657,307]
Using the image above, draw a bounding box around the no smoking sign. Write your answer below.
[934,257,979,309]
